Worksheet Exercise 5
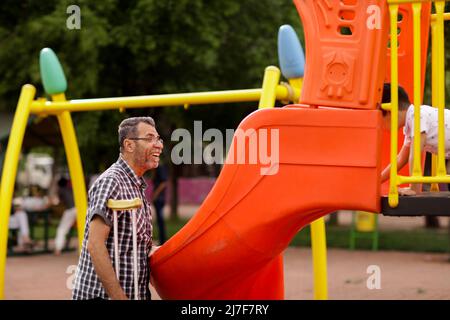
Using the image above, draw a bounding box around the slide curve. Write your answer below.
[150,105,382,299]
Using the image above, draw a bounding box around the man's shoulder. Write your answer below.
[90,163,125,187]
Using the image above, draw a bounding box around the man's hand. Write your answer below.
[148,245,161,287]
[398,187,416,196]
[149,245,161,258]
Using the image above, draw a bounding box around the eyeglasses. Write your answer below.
[128,135,163,144]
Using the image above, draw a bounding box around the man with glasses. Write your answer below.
[73,117,163,300]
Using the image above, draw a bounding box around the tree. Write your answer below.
[0,0,304,172]
[0,0,304,218]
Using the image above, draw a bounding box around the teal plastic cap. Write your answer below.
[278,25,305,79]
[39,48,67,95]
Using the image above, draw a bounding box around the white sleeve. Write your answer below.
[408,107,430,137]
[403,116,412,147]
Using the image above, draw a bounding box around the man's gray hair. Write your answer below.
[118,117,155,153]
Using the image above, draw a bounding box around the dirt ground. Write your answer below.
[4,209,450,300]
[5,246,450,300]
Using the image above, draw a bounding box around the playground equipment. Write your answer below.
[151,0,450,299]
[0,19,330,299]
[381,0,449,215]
[0,0,449,300]
[350,211,379,251]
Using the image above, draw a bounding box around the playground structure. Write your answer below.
[0,0,449,300]
[0,25,329,299]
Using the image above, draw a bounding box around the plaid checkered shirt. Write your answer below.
[72,156,153,300]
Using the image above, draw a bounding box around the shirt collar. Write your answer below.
[117,155,148,190]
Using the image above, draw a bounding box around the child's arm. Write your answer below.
[381,143,410,183]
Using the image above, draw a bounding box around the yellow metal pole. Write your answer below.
[0,84,36,299]
[258,66,328,299]
[292,76,328,299]
[431,12,450,21]
[435,1,446,176]
[29,87,299,115]
[412,3,422,178]
[398,175,450,184]
[258,66,281,109]
[286,71,328,300]
[289,74,327,300]
[310,218,328,300]
[288,78,303,100]
[388,4,400,208]
[388,0,440,4]
[430,17,440,192]
[52,93,88,250]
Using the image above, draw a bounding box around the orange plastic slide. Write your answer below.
[150,105,383,299]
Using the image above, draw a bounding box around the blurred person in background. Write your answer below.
[53,176,77,255]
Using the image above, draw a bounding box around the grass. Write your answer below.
[155,219,450,253]
[292,225,450,253]
[30,217,450,253]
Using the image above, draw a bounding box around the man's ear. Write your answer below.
[123,139,134,153]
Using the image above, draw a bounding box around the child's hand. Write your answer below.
[398,187,416,196]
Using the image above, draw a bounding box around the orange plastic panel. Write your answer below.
[150,106,383,299]
[293,0,390,110]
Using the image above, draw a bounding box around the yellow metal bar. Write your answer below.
[431,17,438,191]
[310,218,328,300]
[388,1,450,203]
[288,78,303,102]
[30,86,300,115]
[431,12,450,21]
[288,76,328,299]
[431,20,439,111]
[257,67,327,299]
[398,175,450,184]
[435,1,446,176]
[0,84,36,300]
[258,66,281,109]
[52,93,88,250]
[292,74,328,299]
[289,75,327,300]
[412,3,422,178]
[388,0,447,4]
[430,155,440,191]
[388,4,400,208]
[381,103,391,111]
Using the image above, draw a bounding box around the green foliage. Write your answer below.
[30,216,449,253]
[133,218,450,253]
[293,225,450,253]
[8,2,450,174]
[0,0,303,172]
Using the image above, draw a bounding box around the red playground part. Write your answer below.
[149,0,393,299]
[150,106,383,299]
[293,0,389,110]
